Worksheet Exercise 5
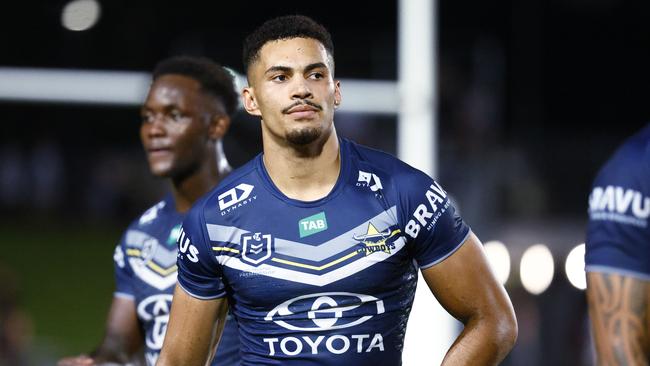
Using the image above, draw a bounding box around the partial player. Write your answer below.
[58,56,241,366]
[586,123,650,365]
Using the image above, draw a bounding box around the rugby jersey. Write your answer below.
[114,195,241,365]
[586,124,650,279]
[177,138,471,365]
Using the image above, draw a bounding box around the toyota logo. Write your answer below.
[265,292,385,331]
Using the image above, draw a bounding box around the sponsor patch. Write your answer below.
[299,212,328,238]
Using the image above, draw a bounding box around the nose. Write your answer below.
[143,113,166,137]
[291,79,313,100]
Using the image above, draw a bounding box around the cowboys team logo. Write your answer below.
[353,222,399,255]
[241,232,273,265]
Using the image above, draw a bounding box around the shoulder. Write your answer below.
[215,156,260,191]
[595,124,650,186]
[120,197,173,236]
[345,138,433,186]
[184,157,260,229]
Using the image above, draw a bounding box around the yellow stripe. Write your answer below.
[212,246,240,254]
[126,249,141,256]
[147,262,177,276]
[272,251,359,271]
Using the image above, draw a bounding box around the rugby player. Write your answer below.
[586,123,650,365]
[58,56,241,366]
[158,16,517,365]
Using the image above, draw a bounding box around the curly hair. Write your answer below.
[242,15,334,73]
[152,56,239,117]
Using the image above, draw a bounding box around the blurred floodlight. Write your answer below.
[565,244,586,290]
[61,0,101,31]
[483,240,510,285]
[520,244,554,295]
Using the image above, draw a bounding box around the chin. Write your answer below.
[286,127,323,145]
[148,162,174,178]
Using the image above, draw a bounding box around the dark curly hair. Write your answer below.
[242,15,334,74]
[152,56,239,117]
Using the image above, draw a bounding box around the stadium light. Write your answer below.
[520,244,554,295]
[61,0,101,31]
[565,244,586,290]
[483,240,511,285]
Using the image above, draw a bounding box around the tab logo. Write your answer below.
[218,183,254,211]
[299,212,328,238]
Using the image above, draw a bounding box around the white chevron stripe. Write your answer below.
[216,237,406,287]
[129,258,177,290]
[206,206,399,262]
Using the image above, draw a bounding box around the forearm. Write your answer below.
[90,332,135,363]
[157,285,226,366]
[587,272,650,366]
[441,316,517,366]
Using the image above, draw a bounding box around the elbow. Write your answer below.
[494,309,518,354]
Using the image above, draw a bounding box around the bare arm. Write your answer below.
[422,233,517,365]
[586,272,650,366]
[156,284,228,366]
[58,296,143,365]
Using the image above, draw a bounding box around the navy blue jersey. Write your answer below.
[113,195,240,366]
[586,124,650,280]
[176,138,471,365]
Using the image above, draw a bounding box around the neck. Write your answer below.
[171,150,224,213]
[262,126,341,201]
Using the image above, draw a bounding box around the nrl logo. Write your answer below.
[353,222,399,255]
[241,232,273,266]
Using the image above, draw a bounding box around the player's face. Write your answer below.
[140,74,214,178]
[243,37,341,146]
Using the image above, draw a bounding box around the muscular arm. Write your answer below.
[586,272,650,366]
[58,296,143,365]
[422,233,517,365]
[156,284,228,366]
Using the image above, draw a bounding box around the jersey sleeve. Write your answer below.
[398,171,471,269]
[113,236,135,299]
[176,204,228,299]
[585,145,650,279]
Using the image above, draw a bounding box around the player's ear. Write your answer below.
[334,80,342,109]
[208,114,230,141]
[242,87,262,117]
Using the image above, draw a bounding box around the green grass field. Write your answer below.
[1,221,123,361]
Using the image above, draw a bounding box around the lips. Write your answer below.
[146,146,172,157]
[286,105,319,119]
[287,105,318,114]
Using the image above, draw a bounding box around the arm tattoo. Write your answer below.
[587,272,650,366]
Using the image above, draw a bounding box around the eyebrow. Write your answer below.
[304,62,328,73]
[264,65,292,75]
[264,62,329,75]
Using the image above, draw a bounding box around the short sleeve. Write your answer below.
[176,205,228,300]
[399,172,471,269]
[113,239,135,299]
[585,161,650,279]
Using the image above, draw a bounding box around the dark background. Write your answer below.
[0,0,648,365]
